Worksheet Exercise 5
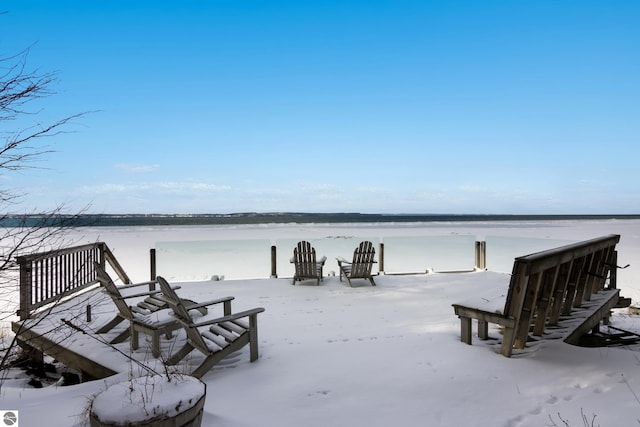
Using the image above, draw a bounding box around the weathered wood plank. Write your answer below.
[452,305,516,328]
[452,234,622,357]
[11,323,118,380]
[513,271,543,349]
[574,253,593,304]
[564,289,620,345]
[548,260,572,325]
[532,266,559,336]
[17,242,131,320]
[562,256,584,315]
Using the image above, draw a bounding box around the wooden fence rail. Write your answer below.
[17,239,487,321]
[150,240,489,280]
[17,242,130,320]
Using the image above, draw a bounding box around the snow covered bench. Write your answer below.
[452,234,624,357]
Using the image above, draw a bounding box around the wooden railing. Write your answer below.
[151,240,489,280]
[453,234,623,356]
[17,242,130,320]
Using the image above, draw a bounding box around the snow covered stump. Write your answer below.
[89,374,206,427]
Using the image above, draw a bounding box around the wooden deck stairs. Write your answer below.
[452,235,631,357]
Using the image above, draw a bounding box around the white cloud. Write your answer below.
[78,181,231,195]
[114,163,160,173]
[157,182,231,192]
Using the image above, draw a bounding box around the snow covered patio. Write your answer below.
[9,269,640,426]
[5,220,640,426]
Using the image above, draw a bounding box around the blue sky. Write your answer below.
[2,1,639,215]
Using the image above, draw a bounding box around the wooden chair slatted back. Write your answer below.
[156,276,211,354]
[350,241,375,277]
[294,241,318,278]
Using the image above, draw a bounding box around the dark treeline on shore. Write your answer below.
[2,213,640,227]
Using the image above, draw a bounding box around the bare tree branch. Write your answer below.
[0,31,91,377]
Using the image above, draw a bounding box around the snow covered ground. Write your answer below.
[2,219,640,426]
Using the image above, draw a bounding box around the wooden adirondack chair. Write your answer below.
[94,263,187,357]
[290,240,327,285]
[94,262,214,358]
[336,241,377,286]
[157,276,265,378]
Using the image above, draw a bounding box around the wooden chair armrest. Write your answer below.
[452,304,515,328]
[122,280,158,288]
[191,307,266,328]
[318,256,327,265]
[117,284,181,298]
[186,296,235,310]
[113,289,165,300]
[152,295,234,310]
[336,257,350,264]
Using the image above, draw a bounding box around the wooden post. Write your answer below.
[475,241,480,269]
[609,250,618,289]
[500,327,516,357]
[481,240,486,269]
[18,257,32,321]
[379,243,384,274]
[150,249,157,280]
[478,319,488,340]
[460,317,472,344]
[270,245,277,278]
[149,249,157,291]
[249,313,260,362]
[475,241,486,270]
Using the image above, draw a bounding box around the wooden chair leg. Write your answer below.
[110,328,131,344]
[166,343,195,365]
[478,320,488,340]
[130,328,139,351]
[460,317,472,344]
[249,314,259,362]
[151,333,161,358]
[96,315,125,334]
[500,327,516,357]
